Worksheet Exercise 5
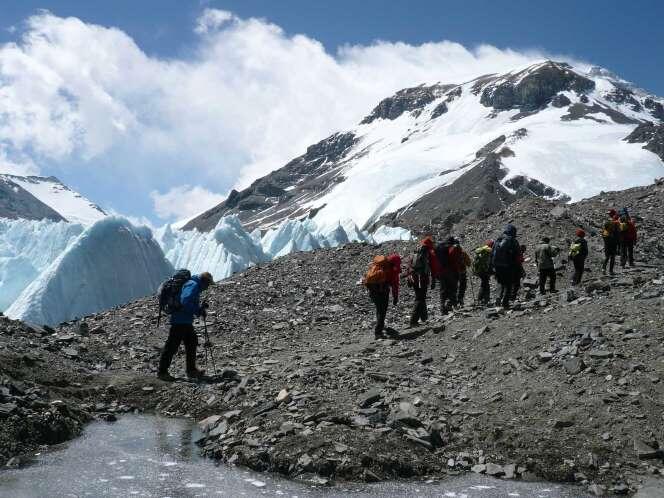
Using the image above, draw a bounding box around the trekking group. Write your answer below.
[363,207,638,339]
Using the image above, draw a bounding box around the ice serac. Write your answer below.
[184,60,664,233]
[159,215,268,281]
[6,217,173,326]
[0,219,84,310]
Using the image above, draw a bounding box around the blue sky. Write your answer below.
[1,0,663,223]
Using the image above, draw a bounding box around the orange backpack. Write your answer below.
[363,256,392,286]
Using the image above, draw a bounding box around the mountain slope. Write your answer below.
[185,60,664,233]
[0,174,106,225]
[0,176,65,221]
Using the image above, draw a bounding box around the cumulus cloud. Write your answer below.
[0,9,566,219]
[151,185,225,221]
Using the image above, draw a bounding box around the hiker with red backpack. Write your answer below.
[408,236,439,327]
[363,254,401,339]
[618,208,637,267]
[436,236,464,314]
[491,224,521,308]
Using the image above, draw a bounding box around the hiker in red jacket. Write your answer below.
[363,254,401,339]
[408,236,438,327]
[619,209,637,267]
[436,236,464,314]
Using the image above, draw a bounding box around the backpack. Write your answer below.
[435,242,450,269]
[492,237,516,268]
[411,246,430,275]
[472,246,492,275]
[569,243,582,258]
[602,220,619,240]
[158,269,191,324]
[364,256,392,286]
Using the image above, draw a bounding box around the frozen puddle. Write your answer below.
[0,415,590,497]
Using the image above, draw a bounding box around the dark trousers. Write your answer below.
[495,267,514,307]
[457,272,467,304]
[572,257,585,286]
[603,243,617,274]
[477,273,491,304]
[439,272,459,312]
[621,241,634,267]
[369,289,389,335]
[158,324,198,375]
[539,268,556,293]
[410,277,429,325]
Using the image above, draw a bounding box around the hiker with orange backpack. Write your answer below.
[618,208,637,267]
[363,254,401,339]
[408,236,439,327]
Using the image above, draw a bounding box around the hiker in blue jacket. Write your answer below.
[158,272,214,381]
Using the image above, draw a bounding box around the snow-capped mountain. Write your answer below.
[184,60,664,233]
[0,174,106,225]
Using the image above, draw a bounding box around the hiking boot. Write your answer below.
[157,372,175,382]
[186,369,205,379]
[374,332,385,340]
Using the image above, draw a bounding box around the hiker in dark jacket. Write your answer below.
[511,244,527,301]
[409,237,439,326]
[535,237,559,294]
[570,229,589,286]
[158,272,214,381]
[364,254,401,339]
[457,247,472,307]
[437,236,464,314]
[602,210,620,275]
[492,224,521,308]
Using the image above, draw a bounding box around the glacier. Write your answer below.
[6,217,173,326]
[0,219,84,309]
[0,213,409,326]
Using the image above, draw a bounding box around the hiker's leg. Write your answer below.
[628,242,634,266]
[481,274,491,303]
[439,276,447,313]
[421,283,429,321]
[549,269,557,292]
[410,282,421,325]
[182,325,199,374]
[609,253,616,274]
[539,270,546,294]
[158,326,182,374]
[375,291,388,334]
[449,273,459,307]
[458,272,467,304]
[620,243,627,267]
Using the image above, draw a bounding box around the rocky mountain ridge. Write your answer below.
[185,61,664,235]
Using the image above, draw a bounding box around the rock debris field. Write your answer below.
[1,181,664,496]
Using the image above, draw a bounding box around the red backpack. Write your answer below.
[363,256,392,286]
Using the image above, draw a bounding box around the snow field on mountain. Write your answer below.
[5,176,106,225]
[298,66,664,229]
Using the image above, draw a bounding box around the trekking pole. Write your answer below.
[469,273,476,307]
[202,317,217,375]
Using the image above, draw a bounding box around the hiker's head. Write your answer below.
[542,236,550,244]
[421,236,434,248]
[504,224,517,237]
[486,239,495,248]
[199,272,214,290]
[576,228,586,238]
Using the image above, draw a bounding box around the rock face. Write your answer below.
[625,122,664,161]
[479,61,595,112]
[361,84,454,124]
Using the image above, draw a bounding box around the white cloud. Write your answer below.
[151,185,225,221]
[0,10,573,219]
[195,8,236,34]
